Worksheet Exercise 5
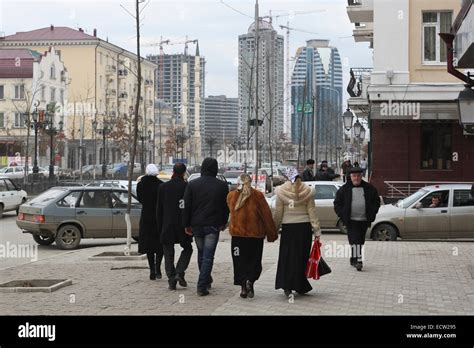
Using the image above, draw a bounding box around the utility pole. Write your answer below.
[254,0,259,188]
[312,94,317,163]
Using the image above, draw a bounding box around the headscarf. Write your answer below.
[285,166,300,183]
[234,173,252,211]
[145,164,159,176]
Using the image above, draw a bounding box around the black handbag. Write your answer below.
[318,256,332,277]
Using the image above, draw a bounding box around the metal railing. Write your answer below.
[385,181,474,198]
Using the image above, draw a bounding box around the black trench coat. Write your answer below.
[136,175,163,254]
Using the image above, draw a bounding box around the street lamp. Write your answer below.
[343,109,355,131]
[353,119,362,138]
[93,119,112,179]
[43,104,64,182]
[27,102,42,178]
[458,85,474,133]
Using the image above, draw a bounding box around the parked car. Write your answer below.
[266,181,345,232]
[107,163,128,177]
[369,184,474,241]
[0,176,27,218]
[226,162,244,171]
[223,171,243,191]
[85,180,138,196]
[0,166,28,179]
[246,168,272,193]
[16,187,141,249]
[260,167,288,187]
[188,173,229,186]
[73,164,103,179]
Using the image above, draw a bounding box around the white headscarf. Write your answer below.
[145,164,158,176]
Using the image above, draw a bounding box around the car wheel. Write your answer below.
[55,224,82,250]
[0,204,3,219]
[33,234,55,246]
[372,224,398,241]
[337,220,347,234]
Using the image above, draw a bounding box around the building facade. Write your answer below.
[203,95,239,158]
[0,26,157,171]
[346,0,471,196]
[291,39,343,165]
[238,19,284,164]
[0,47,68,168]
[147,46,205,164]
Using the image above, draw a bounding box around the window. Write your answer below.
[56,191,82,208]
[453,190,474,207]
[50,88,56,102]
[41,85,46,101]
[50,64,56,79]
[0,180,7,192]
[421,124,452,170]
[315,185,338,200]
[0,85,4,99]
[0,112,4,128]
[111,191,140,208]
[14,85,25,99]
[4,179,15,191]
[99,52,103,65]
[60,89,64,104]
[422,11,452,63]
[14,112,25,128]
[79,190,111,209]
[419,190,450,208]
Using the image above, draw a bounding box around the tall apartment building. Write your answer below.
[238,19,284,164]
[203,95,239,157]
[0,26,157,170]
[291,39,343,165]
[147,46,206,164]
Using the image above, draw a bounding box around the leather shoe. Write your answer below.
[197,289,210,297]
[246,281,254,298]
[168,278,177,290]
[176,274,187,288]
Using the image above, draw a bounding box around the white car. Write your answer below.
[0,176,27,218]
[266,181,345,232]
[86,180,138,196]
[0,166,28,179]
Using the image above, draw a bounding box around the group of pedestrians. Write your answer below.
[135,156,380,298]
[302,159,341,182]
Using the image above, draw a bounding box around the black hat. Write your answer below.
[306,159,315,165]
[349,166,364,174]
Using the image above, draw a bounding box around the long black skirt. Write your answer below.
[231,236,264,286]
[275,222,313,294]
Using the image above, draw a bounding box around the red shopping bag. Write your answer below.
[305,239,322,280]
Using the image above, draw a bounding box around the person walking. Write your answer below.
[183,158,229,296]
[341,159,353,183]
[157,163,193,291]
[315,161,341,181]
[302,159,316,182]
[333,166,380,271]
[360,158,368,178]
[227,173,278,299]
[136,164,164,280]
[274,167,322,297]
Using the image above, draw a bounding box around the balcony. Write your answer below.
[106,89,116,98]
[347,0,374,24]
[353,22,373,45]
[144,79,153,87]
[118,92,128,101]
[347,67,372,118]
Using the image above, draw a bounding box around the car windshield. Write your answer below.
[396,189,429,209]
[28,188,66,205]
[224,172,242,178]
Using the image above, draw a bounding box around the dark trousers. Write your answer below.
[347,220,369,264]
[147,252,163,274]
[231,236,264,286]
[163,241,193,280]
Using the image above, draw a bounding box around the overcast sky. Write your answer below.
[0,0,373,101]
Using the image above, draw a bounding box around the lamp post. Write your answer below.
[92,119,112,179]
[140,130,146,175]
[43,104,64,182]
[28,102,42,178]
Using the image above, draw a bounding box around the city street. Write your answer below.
[1,216,473,315]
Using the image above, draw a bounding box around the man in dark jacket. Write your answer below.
[302,159,316,181]
[315,161,340,181]
[333,166,380,271]
[183,158,229,296]
[157,163,193,291]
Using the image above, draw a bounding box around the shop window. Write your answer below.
[420,124,452,170]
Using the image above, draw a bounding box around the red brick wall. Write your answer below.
[370,120,474,196]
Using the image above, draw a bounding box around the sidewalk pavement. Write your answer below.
[0,232,473,315]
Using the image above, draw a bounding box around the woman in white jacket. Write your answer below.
[273,167,321,297]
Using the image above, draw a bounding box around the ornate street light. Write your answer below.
[458,85,474,133]
[360,125,366,140]
[343,108,355,131]
[353,119,362,138]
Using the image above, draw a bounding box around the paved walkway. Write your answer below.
[0,232,473,315]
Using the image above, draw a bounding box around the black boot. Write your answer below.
[168,278,177,290]
[246,280,254,299]
[240,282,248,299]
[149,270,156,280]
[155,264,162,279]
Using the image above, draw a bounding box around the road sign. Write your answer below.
[296,103,313,113]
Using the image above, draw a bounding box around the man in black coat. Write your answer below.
[183,158,229,296]
[136,164,164,280]
[157,163,193,290]
[334,166,380,271]
[315,161,341,181]
[302,159,316,181]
